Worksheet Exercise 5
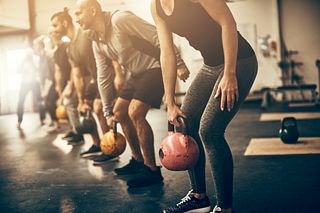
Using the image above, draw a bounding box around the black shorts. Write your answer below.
[119,68,164,108]
[84,81,100,100]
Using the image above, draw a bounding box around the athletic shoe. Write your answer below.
[127,165,163,188]
[62,131,77,140]
[114,158,144,176]
[67,134,84,145]
[163,190,211,213]
[92,154,119,165]
[80,145,102,158]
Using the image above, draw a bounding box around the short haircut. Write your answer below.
[81,0,102,12]
[50,7,73,26]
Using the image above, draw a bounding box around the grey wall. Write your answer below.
[281,0,320,90]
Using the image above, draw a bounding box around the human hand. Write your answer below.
[114,76,125,92]
[106,115,114,127]
[77,102,92,113]
[177,65,190,82]
[56,97,63,106]
[167,104,187,127]
[214,74,239,111]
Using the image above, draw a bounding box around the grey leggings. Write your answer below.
[181,55,257,208]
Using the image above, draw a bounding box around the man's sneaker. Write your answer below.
[114,158,144,176]
[92,154,119,165]
[62,131,77,140]
[127,165,163,188]
[67,134,84,145]
[163,190,211,213]
[80,145,102,158]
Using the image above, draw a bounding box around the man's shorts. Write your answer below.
[119,68,164,108]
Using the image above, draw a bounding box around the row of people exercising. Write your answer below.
[39,0,258,213]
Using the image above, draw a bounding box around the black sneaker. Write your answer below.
[163,190,211,213]
[127,165,163,188]
[62,131,77,140]
[80,145,102,158]
[114,158,144,176]
[92,154,119,165]
[67,134,84,145]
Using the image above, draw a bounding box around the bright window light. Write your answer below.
[6,49,28,91]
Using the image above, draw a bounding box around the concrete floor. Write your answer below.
[0,104,320,213]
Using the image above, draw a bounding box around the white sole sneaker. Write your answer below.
[80,151,103,158]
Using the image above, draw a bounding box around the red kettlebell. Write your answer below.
[159,116,200,171]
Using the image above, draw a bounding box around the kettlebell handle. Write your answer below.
[112,120,118,138]
[281,117,297,128]
[86,110,91,118]
[167,116,189,136]
[168,122,174,132]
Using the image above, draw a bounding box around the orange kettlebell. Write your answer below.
[56,105,68,120]
[101,121,126,157]
[159,116,200,171]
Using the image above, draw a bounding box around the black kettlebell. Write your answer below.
[76,111,96,134]
[279,117,299,144]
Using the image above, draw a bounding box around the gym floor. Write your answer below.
[0,102,319,213]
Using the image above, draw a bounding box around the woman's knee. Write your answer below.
[199,123,224,142]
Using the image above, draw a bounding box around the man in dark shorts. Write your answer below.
[74,0,189,187]
[50,8,118,163]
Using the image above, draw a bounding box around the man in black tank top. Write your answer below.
[48,30,76,137]
[152,0,257,213]
[53,43,71,97]
[50,15,86,143]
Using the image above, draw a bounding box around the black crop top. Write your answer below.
[155,0,254,66]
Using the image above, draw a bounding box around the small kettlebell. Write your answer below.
[77,111,96,134]
[56,105,68,120]
[101,121,126,157]
[279,117,299,144]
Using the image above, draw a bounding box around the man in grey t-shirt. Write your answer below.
[75,0,189,187]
